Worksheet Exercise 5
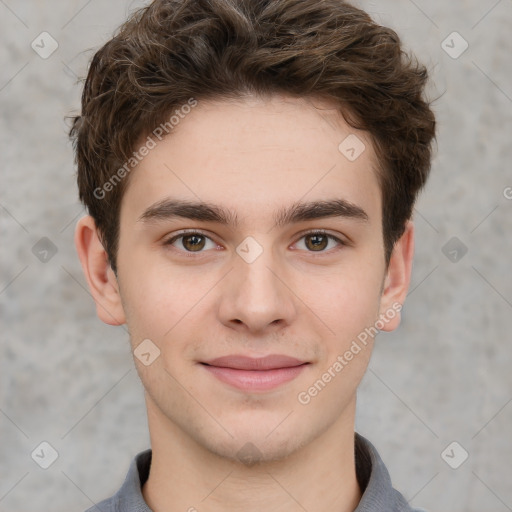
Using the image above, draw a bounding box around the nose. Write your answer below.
[217,245,297,335]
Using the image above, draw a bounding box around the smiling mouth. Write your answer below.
[200,354,310,392]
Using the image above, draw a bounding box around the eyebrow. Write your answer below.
[138,198,369,227]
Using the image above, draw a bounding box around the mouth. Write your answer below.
[200,355,310,392]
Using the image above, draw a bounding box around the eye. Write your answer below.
[164,231,218,253]
[294,231,345,253]
[163,229,346,256]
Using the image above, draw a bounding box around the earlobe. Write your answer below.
[74,215,126,326]
[378,220,415,332]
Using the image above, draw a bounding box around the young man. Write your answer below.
[70,0,436,510]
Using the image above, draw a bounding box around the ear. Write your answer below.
[378,220,414,332]
[74,215,126,326]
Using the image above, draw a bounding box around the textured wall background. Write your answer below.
[1,1,511,511]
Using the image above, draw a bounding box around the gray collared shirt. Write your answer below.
[85,432,424,512]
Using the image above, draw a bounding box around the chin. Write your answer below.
[206,437,300,465]
[198,417,314,466]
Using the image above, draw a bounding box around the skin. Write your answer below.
[75,93,414,512]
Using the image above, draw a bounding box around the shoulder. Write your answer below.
[82,448,152,512]
[355,432,425,512]
[83,495,118,512]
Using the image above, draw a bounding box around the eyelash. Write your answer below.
[163,229,346,257]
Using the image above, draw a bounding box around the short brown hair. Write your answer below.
[69,0,436,273]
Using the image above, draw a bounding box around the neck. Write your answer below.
[141,395,362,512]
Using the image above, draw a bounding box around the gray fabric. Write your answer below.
[353,434,423,512]
[85,433,423,512]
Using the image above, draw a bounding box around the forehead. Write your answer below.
[120,94,382,226]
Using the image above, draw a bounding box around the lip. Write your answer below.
[203,354,307,370]
[201,355,309,392]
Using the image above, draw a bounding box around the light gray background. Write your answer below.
[1,1,511,511]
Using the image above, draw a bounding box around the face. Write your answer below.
[79,94,412,463]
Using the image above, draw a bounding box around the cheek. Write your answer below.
[296,271,382,411]
[119,261,219,349]
[305,264,383,342]
[116,261,172,344]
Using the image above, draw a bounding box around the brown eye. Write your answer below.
[165,231,216,253]
[295,231,344,253]
[304,233,329,251]
[181,234,206,251]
